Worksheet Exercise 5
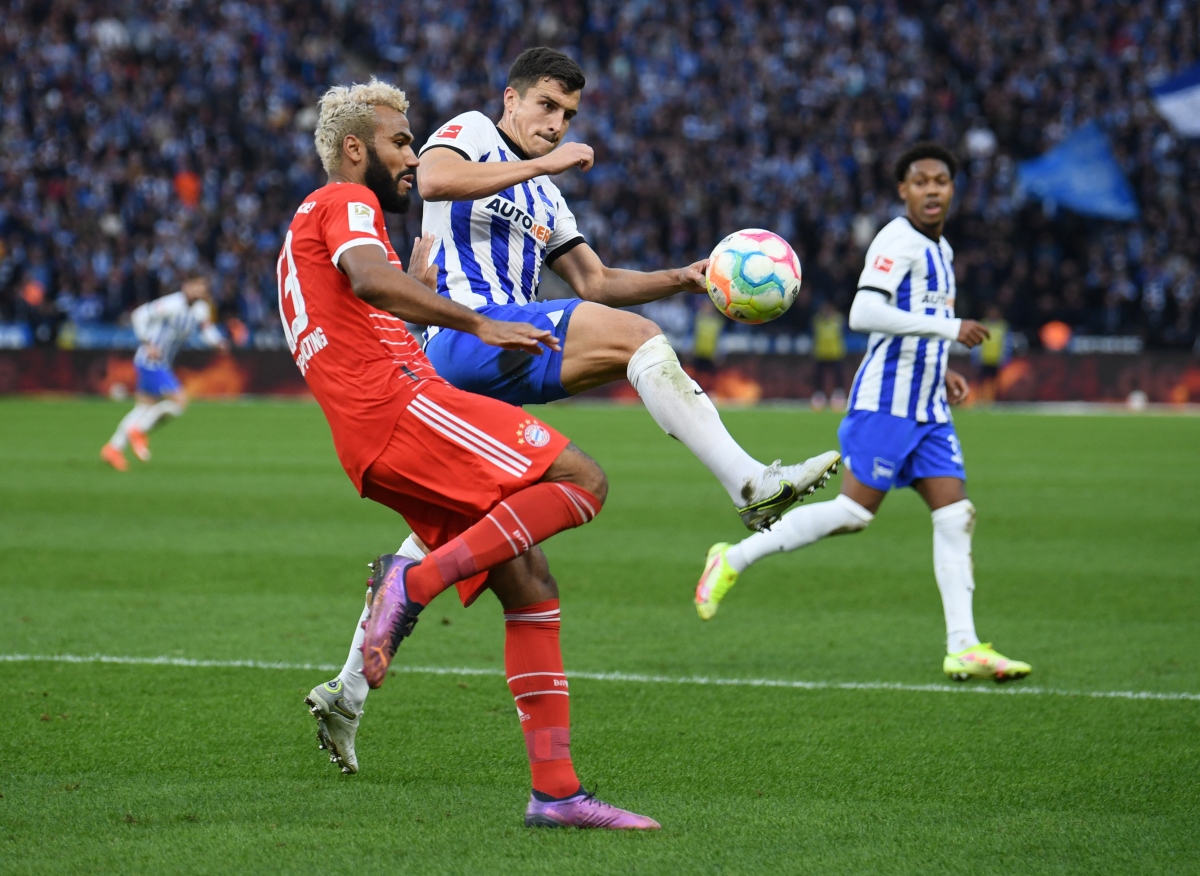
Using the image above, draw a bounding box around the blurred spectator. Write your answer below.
[810,299,847,410]
[973,302,1012,402]
[0,0,1195,353]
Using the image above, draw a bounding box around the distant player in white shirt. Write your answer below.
[694,144,1031,683]
[414,47,839,532]
[101,274,228,471]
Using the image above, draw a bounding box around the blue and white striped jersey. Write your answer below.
[419,111,585,315]
[131,291,223,369]
[848,218,958,423]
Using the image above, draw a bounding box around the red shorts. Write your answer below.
[361,380,570,607]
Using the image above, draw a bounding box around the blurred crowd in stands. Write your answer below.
[0,0,1196,350]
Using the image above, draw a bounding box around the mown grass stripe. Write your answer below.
[5,652,1198,702]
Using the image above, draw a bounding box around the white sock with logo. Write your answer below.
[725,494,874,572]
[109,403,151,449]
[337,534,427,708]
[626,334,763,505]
[932,499,981,654]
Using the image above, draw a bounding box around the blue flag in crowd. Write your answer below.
[1016,122,1139,221]
[1151,63,1200,138]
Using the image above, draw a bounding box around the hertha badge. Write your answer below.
[517,419,551,447]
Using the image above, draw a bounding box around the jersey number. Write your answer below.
[277,230,309,353]
[947,434,964,464]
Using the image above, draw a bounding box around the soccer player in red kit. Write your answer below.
[281,79,658,830]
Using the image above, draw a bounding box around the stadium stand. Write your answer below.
[0,0,1196,350]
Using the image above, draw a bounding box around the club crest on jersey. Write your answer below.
[348,202,377,235]
[873,255,894,273]
[517,419,551,448]
[483,197,552,243]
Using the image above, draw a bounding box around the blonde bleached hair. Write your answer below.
[313,78,410,174]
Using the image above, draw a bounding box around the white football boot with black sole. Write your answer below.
[304,679,361,775]
[738,450,842,531]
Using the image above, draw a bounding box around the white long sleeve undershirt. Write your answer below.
[848,290,962,341]
[130,300,154,343]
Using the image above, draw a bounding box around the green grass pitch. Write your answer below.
[2,398,1198,874]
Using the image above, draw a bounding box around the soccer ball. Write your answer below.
[705,229,802,324]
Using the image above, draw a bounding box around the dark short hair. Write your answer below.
[894,142,958,183]
[507,47,586,95]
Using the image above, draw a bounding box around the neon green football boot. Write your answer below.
[695,543,739,621]
[943,643,1032,683]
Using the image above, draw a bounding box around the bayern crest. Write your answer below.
[518,419,551,447]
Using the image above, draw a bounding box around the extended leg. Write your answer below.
[123,389,187,462]
[134,389,186,434]
[696,472,883,620]
[561,303,839,529]
[361,443,607,688]
[108,398,153,450]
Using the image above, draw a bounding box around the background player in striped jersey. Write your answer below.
[694,144,1031,683]
[100,276,228,471]
[415,47,839,533]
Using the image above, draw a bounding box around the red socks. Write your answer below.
[399,483,597,797]
[504,599,579,799]
[406,481,601,607]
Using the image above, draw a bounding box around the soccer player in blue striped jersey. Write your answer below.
[695,144,1031,683]
[100,275,228,471]
[414,47,840,532]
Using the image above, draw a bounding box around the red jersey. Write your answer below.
[278,182,443,491]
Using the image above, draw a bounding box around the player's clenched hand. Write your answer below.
[407,233,438,290]
[536,142,594,175]
[475,318,561,355]
[957,320,990,348]
[675,259,709,294]
[945,368,970,405]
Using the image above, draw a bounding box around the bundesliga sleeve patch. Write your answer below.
[435,124,463,140]
[873,255,894,273]
[348,202,378,235]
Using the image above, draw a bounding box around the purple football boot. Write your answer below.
[524,790,661,830]
[360,554,423,689]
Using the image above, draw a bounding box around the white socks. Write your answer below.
[337,534,427,709]
[723,491,983,657]
[932,499,980,654]
[726,494,873,572]
[136,399,184,432]
[627,335,763,505]
[110,403,151,449]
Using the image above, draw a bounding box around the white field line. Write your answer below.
[3,653,1199,703]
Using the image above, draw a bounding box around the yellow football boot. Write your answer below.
[695,543,739,621]
[943,643,1032,682]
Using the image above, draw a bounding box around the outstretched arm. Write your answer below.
[849,290,989,346]
[339,244,559,354]
[417,143,595,202]
[199,321,230,353]
[548,242,707,307]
